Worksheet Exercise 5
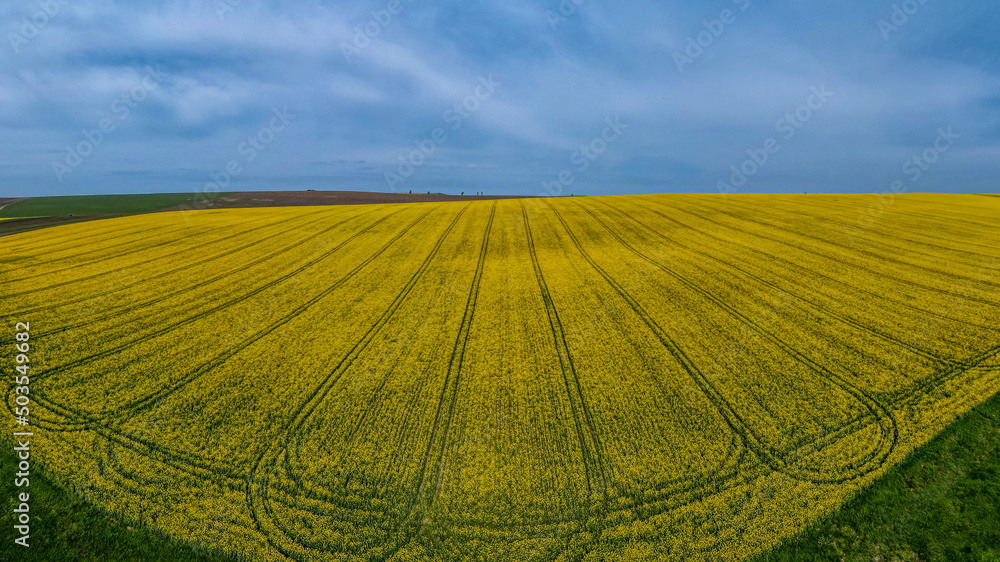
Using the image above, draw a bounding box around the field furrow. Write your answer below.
[3,194,997,561]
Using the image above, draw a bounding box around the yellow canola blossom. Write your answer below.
[2,194,999,561]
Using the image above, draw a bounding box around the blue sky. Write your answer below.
[1,0,997,197]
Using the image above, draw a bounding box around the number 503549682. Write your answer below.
[14,322,31,423]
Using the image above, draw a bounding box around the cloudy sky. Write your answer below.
[1,0,997,197]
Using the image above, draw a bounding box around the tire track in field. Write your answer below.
[24,208,409,391]
[903,194,1000,220]
[576,430,747,525]
[19,201,980,556]
[22,207,433,428]
[0,207,352,323]
[284,203,494,507]
[247,205,471,561]
[525,200,750,498]
[97,436,259,545]
[0,215,192,257]
[48,346,990,549]
[545,200,896,485]
[28,406,247,491]
[252,205,471,558]
[661,198,1000,311]
[745,199,1000,282]
[625,198,997,332]
[80,349,1000,558]
[23,198,984,556]
[98,424,246,487]
[763,195,1000,252]
[406,435,718,545]
[11,214,268,271]
[337,203,492,448]
[284,257,457,495]
[679,196,990,290]
[1,208,313,302]
[892,343,1000,410]
[557,199,897,481]
[587,200,957,366]
[265,478,387,521]
[682,198,1000,302]
[1,219,134,251]
[699,194,994,273]
[20,404,245,487]
[320,203,496,520]
[99,437,168,499]
[2,212,283,288]
[371,201,619,561]
[397,440,749,560]
[252,199,482,502]
[774,197,1000,255]
[13,205,446,515]
[0,207,385,344]
[519,200,609,506]
[0,205,242,252]
[2,206,348,316]
[98,428,383,552]
[98,434,233,494]
[418,202,496,510]
[21,191,860,540]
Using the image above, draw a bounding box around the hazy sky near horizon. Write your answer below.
[1,0,997,197]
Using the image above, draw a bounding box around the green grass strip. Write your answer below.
[757,391,1000,561]
[2,391,997,560]
[0,193,225,218]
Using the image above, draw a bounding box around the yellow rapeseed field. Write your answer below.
[3,194,999,560]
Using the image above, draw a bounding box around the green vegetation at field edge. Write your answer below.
[0,216,111,238]
[756,390,1000,562]
[0,450,237,562]
[2,390,996,561]
[0,193,225,218]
